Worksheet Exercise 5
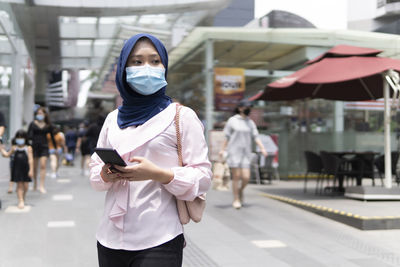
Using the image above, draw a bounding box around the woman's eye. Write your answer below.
[152,59,161,65]
[128,59,142,65]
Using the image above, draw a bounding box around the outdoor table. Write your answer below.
[328,151,379,187]
[330,151,379,157]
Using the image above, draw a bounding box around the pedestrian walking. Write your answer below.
[89,33,211,267]
[47,126,66,178]
[220,100,268,209]
[28,106,55,193]
[212,151,230,191]
[86,116,104,156]
[0,110,5,144]
[0,130,33,209]
[76,122,91,176]
[0,110,14,194]
[65,126,78,166]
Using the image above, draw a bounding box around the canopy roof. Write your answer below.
[0,0,230,70]
[166,27,400,99]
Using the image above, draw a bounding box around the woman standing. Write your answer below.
[28,107,55,193]
[89,33,211,267]
[220,100,268,209]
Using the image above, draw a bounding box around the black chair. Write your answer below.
[374,152,400,186]
[259,154,276,184]
[319,152,363,195]
[319,151,343,195]
[349,153,376,186]
[303,151,323,193]
[250,152,261,185]
[250,153,276,184]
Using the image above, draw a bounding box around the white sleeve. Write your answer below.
[250,119,259,139]
[163,107,212,201]
[223,117,234,140]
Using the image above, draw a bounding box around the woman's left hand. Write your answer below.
[113,157,174,184]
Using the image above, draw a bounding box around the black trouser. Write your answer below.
[97,234,184,267]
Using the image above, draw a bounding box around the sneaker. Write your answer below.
[218,185,230,191]
[39,187,47,194]
[51,173,57,179]
[17,202,25,209]
[232,200,242,209]
[216,185,227,191]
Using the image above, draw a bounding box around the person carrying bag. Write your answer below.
[89,33,212,267]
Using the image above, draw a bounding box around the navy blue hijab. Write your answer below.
[116,33,172,129]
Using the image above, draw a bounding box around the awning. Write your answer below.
[167,27,400,100]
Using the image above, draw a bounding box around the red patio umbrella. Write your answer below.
[253,44,400,188]
[256,45,400,101]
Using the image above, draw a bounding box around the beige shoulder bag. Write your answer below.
[175,104,206,224]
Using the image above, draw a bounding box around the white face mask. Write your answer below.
[125,64,167,95]
[15,138,25,145]
[36,114,44,121]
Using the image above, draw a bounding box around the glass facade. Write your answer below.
[249,99,399,177]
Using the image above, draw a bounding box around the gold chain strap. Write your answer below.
[175,104,183,167]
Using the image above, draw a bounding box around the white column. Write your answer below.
[10,39,23,137]
[383,79,392,188]
[34,67,47,104]
[204,39,214,142]
[23,71,35,127]
[334,101,344,132]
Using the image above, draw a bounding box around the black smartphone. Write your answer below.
[94,148,127,170]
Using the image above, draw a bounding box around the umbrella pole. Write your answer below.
[383,77,392,189]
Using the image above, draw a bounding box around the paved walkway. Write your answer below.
[262,179,400,217]
[1,156,400,266]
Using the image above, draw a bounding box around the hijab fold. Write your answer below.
[116,33,172,129]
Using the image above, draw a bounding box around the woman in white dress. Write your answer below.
[220,100,267,209]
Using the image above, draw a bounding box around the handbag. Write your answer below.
[174,104,206,224]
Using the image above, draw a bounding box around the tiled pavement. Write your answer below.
[1,156,400,266]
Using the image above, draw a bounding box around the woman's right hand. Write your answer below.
[100,164,122,183]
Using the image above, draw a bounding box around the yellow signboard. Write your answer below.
[214,68,245,111]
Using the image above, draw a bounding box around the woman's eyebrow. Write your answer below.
[129,54,159,58]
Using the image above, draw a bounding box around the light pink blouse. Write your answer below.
[89,103,212,250]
